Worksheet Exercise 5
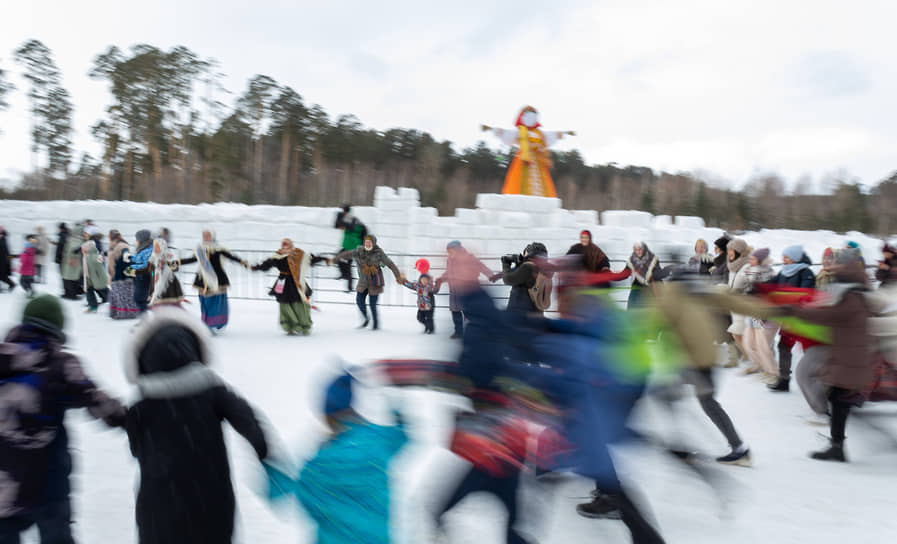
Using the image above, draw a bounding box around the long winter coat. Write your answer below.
[785,284,872,391]
[0,326,124,517]
[123,309,268,544]
[502,259,540,313]
[60,226,84,282]
[81,240,109,290]
[54,229,69,266]
[179,246,244,294]
[335,238,401,296]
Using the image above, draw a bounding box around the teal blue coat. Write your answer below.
[264,419,407,543]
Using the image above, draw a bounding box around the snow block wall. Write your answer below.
[0,188,888,308]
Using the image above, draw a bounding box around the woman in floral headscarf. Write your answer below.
[179,229,248,332]
[146,238,186,308]
[625,242,659,309]
[251,239,316,335]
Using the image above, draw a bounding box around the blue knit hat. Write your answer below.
[782,245,804,262]
[323,372,354,415]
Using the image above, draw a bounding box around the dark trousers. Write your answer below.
[693,368,743,450]
[586,488,666,544]
[0,500,75,544]
[85,286,108,309]
[777,335,796,380]
[35,264,43,283]
[417,309,435,333]
[437,468,526,544]
[356,291,379,328]
[829,387,851,445]
[451,311,464,337]
[20,276,34,295]
[337,258,353,291]
[133,276,150,313]
[62,280,80,299]
[0,272,13,290]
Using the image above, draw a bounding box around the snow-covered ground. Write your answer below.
[3,273,897,543]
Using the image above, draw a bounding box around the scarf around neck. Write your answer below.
[276,247,310,304]
[628,245,657,284]
[781,262,810,277]
[196,242,222,292]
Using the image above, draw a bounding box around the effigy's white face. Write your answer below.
[521,110,539,128]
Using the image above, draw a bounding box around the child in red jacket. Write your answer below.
[18,235,38,297]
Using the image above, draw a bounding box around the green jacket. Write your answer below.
[82,240,109,290]
[61,226,84,281]
[341,220,365,251]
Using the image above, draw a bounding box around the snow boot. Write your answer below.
[810,442,846,462]
[767,377,790,392]
[716,445,752,467]
[576,492,622,520]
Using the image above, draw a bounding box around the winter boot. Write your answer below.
[810,441,846,462]
[576,492,622,520]
[767,377,790,392]
[716,445,752,467]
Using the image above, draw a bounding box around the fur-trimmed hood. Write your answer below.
[124,307,213,385]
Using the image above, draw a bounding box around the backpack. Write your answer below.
[528,270,553,311]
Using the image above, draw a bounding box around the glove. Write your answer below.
[124,268,136,277]
[241,259,249,268]
[489,272,503,283]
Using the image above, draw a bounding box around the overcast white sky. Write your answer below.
[1,0,895,191]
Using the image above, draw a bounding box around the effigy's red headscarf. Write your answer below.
[515,106,541,128]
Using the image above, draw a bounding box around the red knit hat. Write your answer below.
[415,258,430,274]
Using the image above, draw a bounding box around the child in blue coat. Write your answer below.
[263,371,407,544]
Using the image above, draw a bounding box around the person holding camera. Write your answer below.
[501,242,551,314]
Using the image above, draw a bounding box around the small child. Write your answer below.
[263,370,407,544]
[19,235,37,297]
[403,273,440,333]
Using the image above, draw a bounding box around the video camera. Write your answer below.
[501,253,524,266]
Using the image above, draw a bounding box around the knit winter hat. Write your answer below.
[752,248,770,262]
[580,230,592,240]
[714,234,731,252]
[323,372,354,415]
[727,238,748,255]
[135,229,151,244]
[782,245,804,262]
[823,247,834,259]
[446,240,462,250]
[22,295,66,340]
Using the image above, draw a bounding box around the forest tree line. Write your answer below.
[1,40,896,234]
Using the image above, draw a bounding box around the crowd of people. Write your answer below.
[2,210,897,543]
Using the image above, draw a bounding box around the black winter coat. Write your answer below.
[54,230,68,265]
[770,267,816,288]
[502,260,539,313]
[253,255,311,304]
[0,231,10,278]
[124,313,268,544]
[126,384,267,544]
[179,248,244,291]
